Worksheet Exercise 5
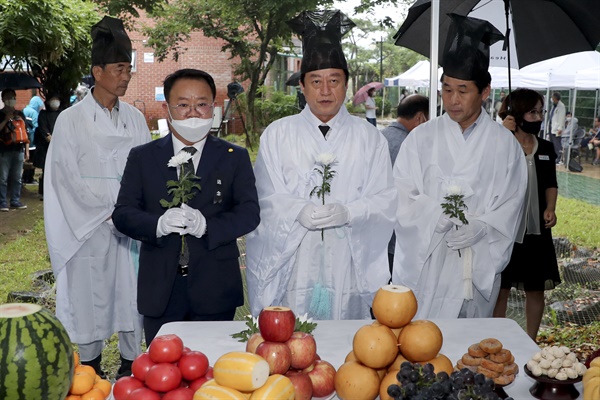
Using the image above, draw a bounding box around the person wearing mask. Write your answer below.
[381,94,429,272]
[0,88,29,211]
[391,14,527,319]
[44,16,149,378]
[34,94,62,199]
[365,87,378,126]
[22,95,44,184]
[493,89,559,341]
[246,10,396,320]
[113,69,260,344]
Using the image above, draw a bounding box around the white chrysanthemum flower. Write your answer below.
[316,153,336,166]
[168,152,193,168]
[447,185,463,195]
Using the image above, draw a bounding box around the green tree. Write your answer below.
[144,0,334,144]
[0,0,99,102]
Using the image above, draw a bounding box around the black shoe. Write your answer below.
[81,354,107,379]
[115,356,133,380]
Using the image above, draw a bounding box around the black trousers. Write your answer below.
[143,274,236,345]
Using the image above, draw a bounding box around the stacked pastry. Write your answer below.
[455,338,519,386]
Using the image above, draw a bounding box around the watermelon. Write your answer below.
[0,303,74,400]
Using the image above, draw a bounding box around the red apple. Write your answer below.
[246,332,265,353]
[285,370,313,400]
[303,360,336,398]
[285,331,317,370]
[258,306,296,342]
[255,341,292,375]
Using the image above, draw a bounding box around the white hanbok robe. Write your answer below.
[246,106,397,319]
[44,93,150,344]
[392,109,527,319]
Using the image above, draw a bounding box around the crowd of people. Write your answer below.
[3,10,598,379]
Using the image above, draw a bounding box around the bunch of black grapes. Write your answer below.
[386,362,514,400]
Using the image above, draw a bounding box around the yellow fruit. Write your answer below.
[372,285,418,328]
[335,361,380,400]
[353,323,399,369]
[380,370,400,400]
[398,320,443,362]
[583,365,600,400]
[249,374,295,400]
[73,352,80,366]
[194,383,247,400]
[591,358,600,368]
[421,353,453,375]
[345,350,357,362]
[387,353,409,372]
[75,365,97,377]
[94,379,112,398]
[69,372,95,395]
[213,352,270,392]
[81,388,107,400]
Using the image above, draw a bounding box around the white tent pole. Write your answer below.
[544,87,551,140]
[429,0,440,118]
[565,88,577,170]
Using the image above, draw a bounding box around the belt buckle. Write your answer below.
[178,265,189,277]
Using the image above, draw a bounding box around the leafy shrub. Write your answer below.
[253,88,299,130]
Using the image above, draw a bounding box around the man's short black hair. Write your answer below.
[163,69,217,103]
[1,88,16,101]
[397,95,429,119]
[552,92,561,101]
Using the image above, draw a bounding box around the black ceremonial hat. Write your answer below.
[287,10,355,75]
[91,16,132,66]
[441,14,504,82]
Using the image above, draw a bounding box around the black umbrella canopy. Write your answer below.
[0,72,42,91]
[286,71,302,87]
[394,0,600,69]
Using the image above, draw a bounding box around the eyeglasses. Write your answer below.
[169,102,214,118]
[527,109,546,118]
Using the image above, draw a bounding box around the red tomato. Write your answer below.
[145,362,182,392]
[149,334,184,363]
[182,346,192,354]
[178,351,209,381]
[131,352,156,382]
[188,376,211,392]
[112,376,145,400]
[205,366,214,379]
[162,387,195,400]
[126,387,161,400]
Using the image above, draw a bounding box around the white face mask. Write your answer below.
[169,116,213,143]
[49,100,60,110]
[5,99,16,107]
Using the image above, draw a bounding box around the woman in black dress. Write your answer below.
[492,89,560,341]
[33,94,62,198]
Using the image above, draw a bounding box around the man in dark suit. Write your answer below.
[113,69,260,345]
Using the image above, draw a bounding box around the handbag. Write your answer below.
[0,118,30,145]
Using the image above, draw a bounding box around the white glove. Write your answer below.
[446,220,486,250]
[434,215,462,233]
[297,203,319,230]
[156,208,188,238]
[180,203,207,238]
[312,203,349,229]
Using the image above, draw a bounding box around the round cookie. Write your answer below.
[456,360,478,373]
[493,374,515,386]
[502,363,519,376]
[468,343,487,358]
[489,349,512,363]
[462,353,483,366]
[479,338,503,354]
[481,358,505,373]
[477,365,501,378]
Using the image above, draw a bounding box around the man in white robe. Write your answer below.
[392,14,527,319]
[44,16,149,378]
[246,10,397,320]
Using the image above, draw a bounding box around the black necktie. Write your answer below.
[318,125,330,138]
[181,146,197,177]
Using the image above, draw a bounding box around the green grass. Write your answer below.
[554,196,600,250]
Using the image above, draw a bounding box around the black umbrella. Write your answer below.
[394,0,600,70]
[285,71,301,87]
[0,72,42,91]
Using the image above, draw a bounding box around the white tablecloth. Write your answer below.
[157,318,583,399]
